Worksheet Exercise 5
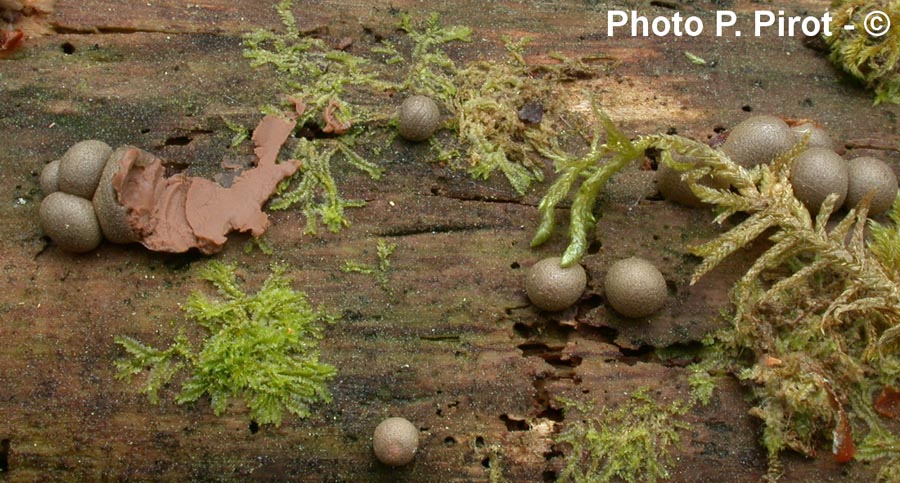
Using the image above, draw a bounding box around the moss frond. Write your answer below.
[341,239,397,290]
[268,137,377,234]
[530,103,637,265]
[115,262,337,426]
[869,194,900,280]
[687,359,719,406]
[247,4,609,213]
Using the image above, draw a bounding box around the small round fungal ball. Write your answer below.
[657,155,729,208]
[604,257,667,318]
[525,256,587,311]
[791,122,835,151]
[58,140,113,198]
[845,156,898,215]
[398,95,441,142]
[721,115,795,168]
[92,147,139,244]
[40,159,60,195]
[39,192,103,253]
[373,417,419,467]
[789,147,848,213]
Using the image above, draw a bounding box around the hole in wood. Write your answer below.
[0,438,9,472]
[537,406,564,422]
[164,135,193,146]
[499,414,529,431]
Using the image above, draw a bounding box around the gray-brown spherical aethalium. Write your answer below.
[58,140,113,198]
[373,417,419,467]
[789,147,848,214]
[398,95,441,142]
[39,192,103,253]
[721,115,795,168]
[604,257,667,318]
[40,159,60,195]
[845,156,898,215]
[657,154,730,208]
[791,122,835,151]
[92,147,139,244]
[525,256,587,312]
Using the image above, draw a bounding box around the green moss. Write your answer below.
[485,443,509,483]
[686,359,718,406]
[223,117,250,148]
[856,398,900,483]
[341,239,397,290]
[827,0,900,105]
[243,0,389,232]
[269,137,382,234]
[530,102,644,266]
[243,0,393,128]
[243,235,274,256]
[397,16,607,194]
[115,261,337,426]
[555,388,691,483]
[683,51,707,66]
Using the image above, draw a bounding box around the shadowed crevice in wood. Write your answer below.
[50,25,199,35]
[0,438,9,473]
[377,224,509,237]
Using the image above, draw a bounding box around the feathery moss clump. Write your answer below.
[554,388,691,483]
[531,109,900,479]
[827,0,900,105]
[243,0,388,234]
[243,0,393,128]
[399,25,549,194]
[114,261,337,426]
[396,16,608,194]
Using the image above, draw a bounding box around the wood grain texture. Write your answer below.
[1,0,899,481]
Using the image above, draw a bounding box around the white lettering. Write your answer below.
[716,11,737,36]
[605,10,835,38]
[606,10,704,37]
[684,16,703,36]
[755,11,776,36]
[607,10,629,37]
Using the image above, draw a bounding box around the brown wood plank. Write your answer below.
[1,0,899,481]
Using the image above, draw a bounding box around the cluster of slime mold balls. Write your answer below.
[527,115,897,320]
[39,140,138,253]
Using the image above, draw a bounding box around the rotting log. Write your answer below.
[1,1,899,481]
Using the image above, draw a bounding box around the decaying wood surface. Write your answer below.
[1,1,899,481]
